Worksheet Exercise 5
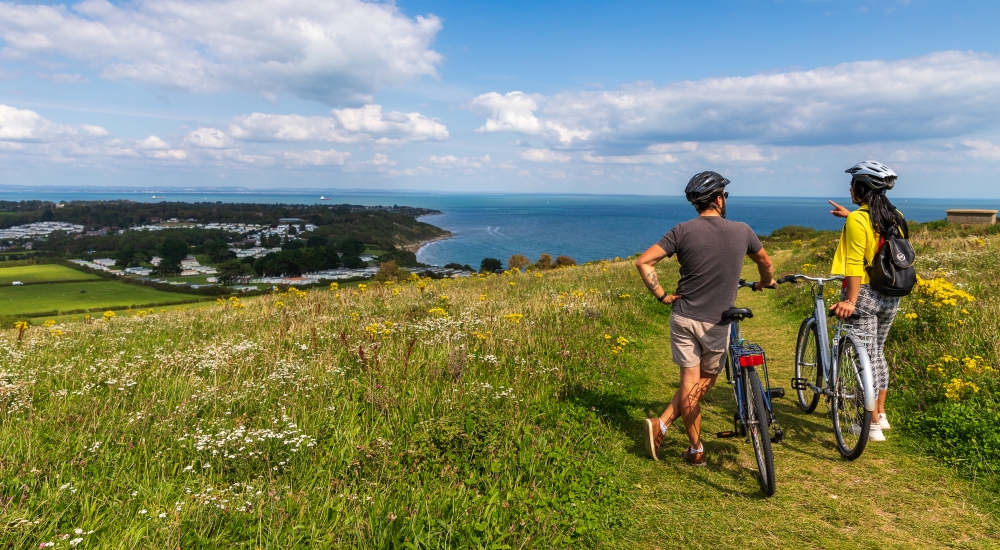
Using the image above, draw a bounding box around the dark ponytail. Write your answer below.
[852,181,900,235]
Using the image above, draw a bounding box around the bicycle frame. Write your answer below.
[799,276,876,413]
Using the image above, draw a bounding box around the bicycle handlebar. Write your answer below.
[777,274,844,284]
[738,279,777,291]
[828,309,861,321]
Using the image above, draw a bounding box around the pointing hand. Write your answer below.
[828,200,851,218]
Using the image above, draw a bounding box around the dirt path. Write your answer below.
[616,268,1000,549]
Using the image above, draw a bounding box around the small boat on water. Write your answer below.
[320,196,332,200]
[151,195,164,199]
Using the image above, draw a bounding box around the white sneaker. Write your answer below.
[848,424,863,436]
[878,413,891,430]
[868,423,886,442]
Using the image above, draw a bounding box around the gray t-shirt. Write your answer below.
[657,216,763,324]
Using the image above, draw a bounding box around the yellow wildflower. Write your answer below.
[358,283,368,293]
[943,378,979,401]
[14,321,28,331]
[427,307,448,318]
[903,312,917,320]
[619,294,631,299]
[329,282,339,291]
[103,310,116,320]
[43,319,55,327]
[504,313,524,324]
[275,301,285,309]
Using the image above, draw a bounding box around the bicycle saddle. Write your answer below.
[722,307,753,323]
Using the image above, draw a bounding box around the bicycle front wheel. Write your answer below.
[745,367,776,496]
[832,335,872,460]
[794,317,822,413]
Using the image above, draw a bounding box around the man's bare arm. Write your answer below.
[635,244,680,304]
[747,248,775,290]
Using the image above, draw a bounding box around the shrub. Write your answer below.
[507,254,529,271]
[535,253,553,270]
[554,255,577,268]
[373,260,409,283]
[479,257,503,273]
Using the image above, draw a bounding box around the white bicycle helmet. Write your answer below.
[846,160,896,191]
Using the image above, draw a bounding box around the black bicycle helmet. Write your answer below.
[685,171,730,204]
[845,160,896,191]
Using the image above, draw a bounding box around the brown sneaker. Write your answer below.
[644,418,666,461]
[683,446,706,466]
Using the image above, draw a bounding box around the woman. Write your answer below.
[828,160,903,442]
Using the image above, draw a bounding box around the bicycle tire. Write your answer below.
[794,317,822,413]
[832,335,872,460]
[745,367,776,496]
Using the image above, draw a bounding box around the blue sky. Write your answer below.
[1,0,999,197]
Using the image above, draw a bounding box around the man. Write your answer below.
[635,171,775,465]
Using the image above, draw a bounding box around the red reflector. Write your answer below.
[739,354,764,367]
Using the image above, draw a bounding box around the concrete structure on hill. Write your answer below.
[946,209,997,225]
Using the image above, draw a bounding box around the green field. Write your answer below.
[0,280,204,316]
[0,264,101,285]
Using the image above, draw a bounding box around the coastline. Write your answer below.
[405,232,453,255]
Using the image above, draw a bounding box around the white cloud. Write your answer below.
[228,104,448,144]
[0,104,108,141]
[427,154,491,169]
[279,149,351,166]
[469,91,589,144]
[581,142,772,165]
[520,148,570,163]
[472,51,1000,150]
[137,135,169,150]
[962,139,1000,160]
[0,0,443,104]
[184,128,235,149]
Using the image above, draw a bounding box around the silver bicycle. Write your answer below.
[779,274,876,460]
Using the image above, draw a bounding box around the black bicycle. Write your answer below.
[715,279,784,496]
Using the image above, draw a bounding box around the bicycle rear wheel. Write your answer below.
[794,317,822,413]
[745,367,776,496]
[832,335,872,460]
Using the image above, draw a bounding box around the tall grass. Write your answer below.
[0,260,659,548]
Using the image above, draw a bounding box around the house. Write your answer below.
[124,267,152,276]
[180,255,200,269]
[150,256,162,266]
[180,269,199,276]
[92,258,116,267]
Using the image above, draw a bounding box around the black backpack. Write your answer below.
[866,217,916,297]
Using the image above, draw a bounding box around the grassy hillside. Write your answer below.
[0,265,101,285]
[0,247,997,548]
[0,280,208,317]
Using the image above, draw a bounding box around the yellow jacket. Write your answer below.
[831,205,878,284]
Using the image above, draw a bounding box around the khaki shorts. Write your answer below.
[669,313,730,374]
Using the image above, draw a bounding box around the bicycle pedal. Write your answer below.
[790,378,809,391]
[716,431,739,439]
[769,387,785,399]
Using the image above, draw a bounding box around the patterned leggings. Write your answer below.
[845,285,899,391]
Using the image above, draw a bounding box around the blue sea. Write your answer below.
[1,189,996,268]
